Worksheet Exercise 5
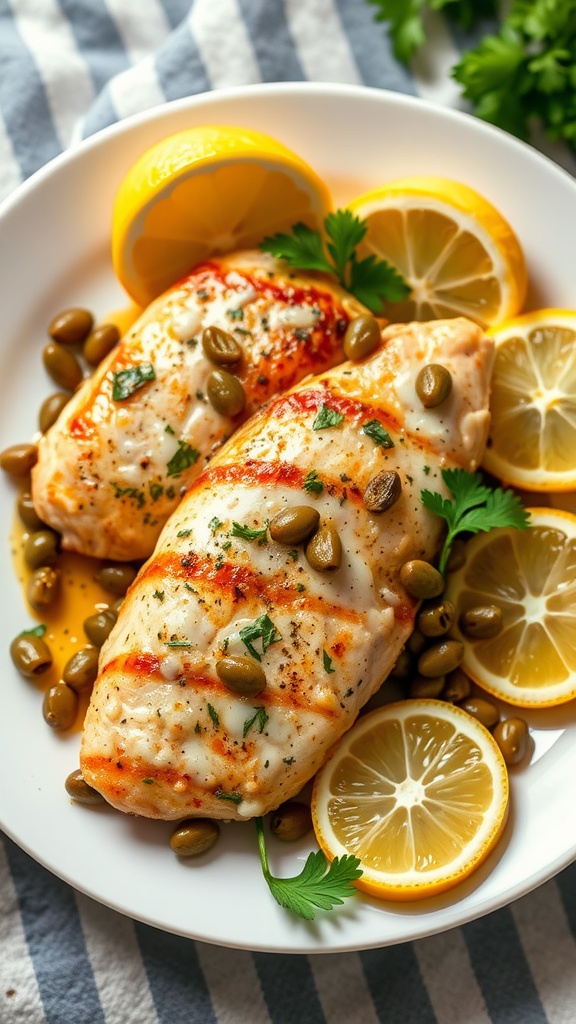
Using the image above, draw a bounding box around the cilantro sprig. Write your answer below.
[421,468,530,576]
[255,818,362,920]
[261,209,409,314]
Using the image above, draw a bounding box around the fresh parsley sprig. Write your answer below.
[255,817,362,920]
[367,0,498,63]
[261,209,409,314]
[421,468,530,576]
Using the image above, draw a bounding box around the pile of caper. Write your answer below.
[391,553,529,767]
[202,326,247,417]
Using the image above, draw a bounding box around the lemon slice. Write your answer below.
[312,699,509,901]
[445,507,576,707]
[347,176,527,328]
[482,309,576,491]
[112,125,331,307]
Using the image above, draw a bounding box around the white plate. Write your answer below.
[2,83,576,954]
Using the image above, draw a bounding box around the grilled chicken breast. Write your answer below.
[32,252,362,561]
[81,317,494,821]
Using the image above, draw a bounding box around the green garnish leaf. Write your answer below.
[362,419,395,448]
[367,0,498,63]
[313,404,345,430]
[243,707,269,738]
[261,209,409,314]
[208,516,223,532]
[166,439,200,478]
[237,614,282,662]
[421,467,531,575]
[207,703,219,728]
[303,470,324,495]
[323,650,336,674]
[21,624,47,637]
[256,818,362,920]
[231,521,269,541]
[165,640,191,648]
[112,363,156,401]
[216,790,242,805]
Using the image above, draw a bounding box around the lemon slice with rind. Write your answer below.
[112,125,331,307]
[483,309,576,491]
[346,176,527,328]
[445,507,576,707]
[312,699,509,901]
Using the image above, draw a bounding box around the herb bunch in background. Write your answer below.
[368,0,576,152]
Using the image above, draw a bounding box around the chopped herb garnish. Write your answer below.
[288,549,299,562]
[153,590,164,602]
[421,468,531,576]
[323,650,336,674]
[208,516,223,532]
[296,582,305,592]
[165,424,175,435]
[237,614,282,662]
[313,404,345,430]
[149,482,164,502]
[231,521,269,541]
[166,439,200,478]
[227,307,244,321]
[112,363,156,401]
[207,703,220,727]
[255,818,362,920]
[21,624,47,637]
[142,778,154,785]
[423,465,431,475]
[111,482,145,508]
[243,707,269,738]
[216,790,242,805]
[165,640,192,648]
[362,419,395,448]
[303,470,324,494]
[177,528,193,538]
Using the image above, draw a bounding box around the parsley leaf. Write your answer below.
[421,468,531,575]
[261,209,409,314]
[323,650,336,674]
[112,363,156,401]
[21,623,47,637]
[362,419,395,448]
[237,614,282,662]
[166,439,200,478]
[256,818,362,920]
[367,0,498,63]
[313,404,345,430]
[243,707,269,738]
[303,470,324,495]
[231,521,269,541]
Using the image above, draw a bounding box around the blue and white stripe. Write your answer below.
[2,2,576,1022]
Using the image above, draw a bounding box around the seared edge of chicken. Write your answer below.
[80,318,494,821]
[32,252,364,561]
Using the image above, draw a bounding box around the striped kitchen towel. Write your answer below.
[2,3,576,1024]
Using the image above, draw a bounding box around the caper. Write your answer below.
[460,604,503,639]
[24,529,60,570]
[363,470,402,514]
[83,608,117,647]
[83,323,120,366]
[206,369,246,416]
[417,598,455,638]
[459,696,500,730]
[415,363,453,408]
[42,342,83,391]
[17,491,44,531]
[94,563,137,597]
[269,505,320,546]
[170,818,220,857]
[442,668,472,703]
[0,443,38,477]
[400,560,444,599]
[48,307,93,345]
[305,523,342,572]
[418,639,464,678]
[65,769,105,804]
[343,315,381,361]
[202,326,243,365]
[493,718,529,766]
[409,674,445,699]
[270,801,312,842]
[216,655,266,695]
[27,566,61,611]
[42,684,78,731]
[38,391,70,433]
[10,633,52,676]
[62,646,100,691]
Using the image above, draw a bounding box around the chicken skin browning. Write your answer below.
[32,252,362,561]
[81,317,494,821]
